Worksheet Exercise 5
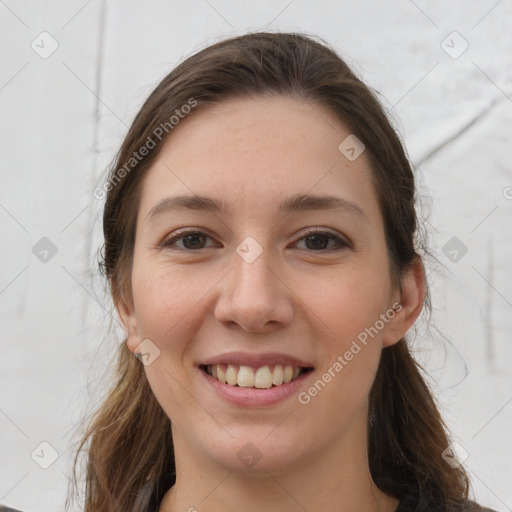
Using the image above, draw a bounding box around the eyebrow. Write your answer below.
[146,193,369,222]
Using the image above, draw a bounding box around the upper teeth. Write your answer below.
[206,364,302,388]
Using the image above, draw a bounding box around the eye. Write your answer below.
[160,230,218,251]
[294,229,349,251]
[159,228,349,252]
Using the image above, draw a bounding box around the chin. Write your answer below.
[203,429,311,474]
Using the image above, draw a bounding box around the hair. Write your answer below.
[69,31,470,512]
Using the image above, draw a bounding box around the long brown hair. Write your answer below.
[69,32,469,512]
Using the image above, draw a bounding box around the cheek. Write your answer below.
[300,263,391,347]
[131,261,212,342]
[295,264,389,411]
[130,264,209,424]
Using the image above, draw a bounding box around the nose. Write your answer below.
[214,249,294,333]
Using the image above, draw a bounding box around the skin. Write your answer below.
[119,95,425,512]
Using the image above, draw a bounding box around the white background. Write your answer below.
[1,1,511,511]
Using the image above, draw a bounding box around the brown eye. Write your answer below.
[161,231,216,251]
[295,230,349,252]
[305,234,330,250]
[181,233,208,249]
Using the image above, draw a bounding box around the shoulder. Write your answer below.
[396,499,501,512]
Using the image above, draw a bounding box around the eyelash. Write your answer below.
[159,228,350,253]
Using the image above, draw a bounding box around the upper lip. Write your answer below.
[201,351,314,369]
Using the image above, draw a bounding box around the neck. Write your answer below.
[158,411,399,512]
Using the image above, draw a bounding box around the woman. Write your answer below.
[62,32,498,512]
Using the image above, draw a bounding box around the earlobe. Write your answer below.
[383,258,426,347]
[116,299,140,353]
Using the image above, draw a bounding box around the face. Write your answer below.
[121,95,412,474]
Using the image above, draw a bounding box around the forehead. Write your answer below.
[138,95,381,223]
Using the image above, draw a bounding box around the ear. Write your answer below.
[382,258,426,348]
[116,298,141,353]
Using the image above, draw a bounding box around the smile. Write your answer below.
[201,364,312,389]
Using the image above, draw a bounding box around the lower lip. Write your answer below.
[199,367,313,407]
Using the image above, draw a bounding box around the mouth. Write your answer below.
[199,363,314,389]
